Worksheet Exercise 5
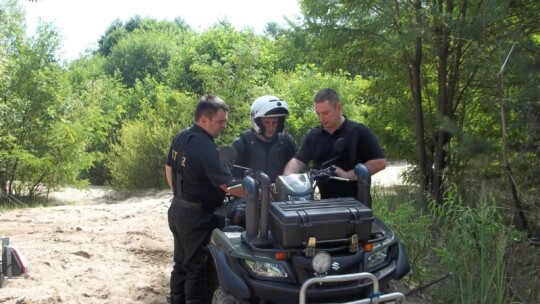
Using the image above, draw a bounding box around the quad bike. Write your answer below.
[209,140,411,303]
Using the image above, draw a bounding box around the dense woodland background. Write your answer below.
[1,0,539,302]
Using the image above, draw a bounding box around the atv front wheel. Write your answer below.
[212,287,244,304]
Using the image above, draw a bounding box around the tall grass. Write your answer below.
[373,183,531,303]
[428,183,527,303]
[372,186,435,292]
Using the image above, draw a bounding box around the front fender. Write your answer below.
[394,241,412,279]
[208,243,252,299]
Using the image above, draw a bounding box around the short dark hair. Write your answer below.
[194,94,229,121]
[313,88,340,107]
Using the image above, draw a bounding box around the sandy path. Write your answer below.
[1,189,173,304]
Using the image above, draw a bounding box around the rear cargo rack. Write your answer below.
[299,272,406,304]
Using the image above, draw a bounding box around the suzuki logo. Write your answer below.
[332,262,340,271]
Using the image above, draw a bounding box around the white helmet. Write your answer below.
[250,95,289,135]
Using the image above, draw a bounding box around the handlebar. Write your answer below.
[310,165,349,182]
[329,176,349,182]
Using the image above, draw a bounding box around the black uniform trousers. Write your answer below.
[167,198,217,304]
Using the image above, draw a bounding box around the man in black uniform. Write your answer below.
[284,88,386,199]
[231,95,297,183]
[165,94,244,304]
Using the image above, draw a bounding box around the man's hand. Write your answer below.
[283,158,306,175]
[220,183,245,198]
[333,166,356,181]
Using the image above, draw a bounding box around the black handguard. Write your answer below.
[311,165,336,183]
[329,165,337,174]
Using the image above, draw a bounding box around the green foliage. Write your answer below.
[98,17,193,88]
[0,9,107,199]
[374,183,536,303]
[103,29,182,87]
[298,0,540,209]
[70,74,127,185]
[263,21,314,72]
[270,65,371,143]
[107,120,170,190]
[372,187,433,286]
[428,183,528,303]
[165,23,268,91]
[0,0,25,53]
[97,16,190,57]
[106,85,195,190]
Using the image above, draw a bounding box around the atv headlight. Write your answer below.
[365,233,394,271]
[366,246,389,271]
[244,260,288,278]
[365,219,397,271]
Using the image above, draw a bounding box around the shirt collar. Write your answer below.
[321,116,348,135]
[192,124,214,141]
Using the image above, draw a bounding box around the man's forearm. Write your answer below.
[364,158,387,176]
[165,165,173,191]
[283,158,306,175]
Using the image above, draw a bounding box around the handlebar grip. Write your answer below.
[227,183,243,191]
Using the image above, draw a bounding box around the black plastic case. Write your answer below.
[269,198,374,248]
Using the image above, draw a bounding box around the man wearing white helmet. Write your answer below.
[231,95,297,182]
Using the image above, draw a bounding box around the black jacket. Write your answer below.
[231,130,296,182]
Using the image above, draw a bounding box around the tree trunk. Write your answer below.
[411,0,428,205]
[432,0,454,204]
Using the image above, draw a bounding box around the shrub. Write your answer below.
[107,120,171,190]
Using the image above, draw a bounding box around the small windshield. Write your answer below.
[279,174,310,190]
[274,173,312,200]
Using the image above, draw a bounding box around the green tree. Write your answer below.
[263,21,313,72]
[99,17,190,88]
[103,30,180,88]
[97,16,190,57]
[0,13,108,198]
[67,57,128,184]
[107,83,195,190]
[270,65,371,145]
[299,0,540,208]
[0,0,119,199]
[165,22,281,143]
[1,0,27,194]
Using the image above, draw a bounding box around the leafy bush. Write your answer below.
[107,120,171,190]
[373,182,535,303]
[372,187,434,289]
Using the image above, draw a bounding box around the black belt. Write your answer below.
[172,196,203,210]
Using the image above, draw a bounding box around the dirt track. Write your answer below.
[1,188,173,303]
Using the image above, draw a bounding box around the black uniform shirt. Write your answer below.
[166,124,232,212]
[294,117,385,199]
